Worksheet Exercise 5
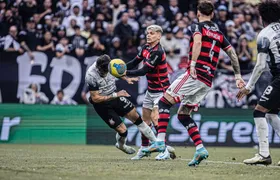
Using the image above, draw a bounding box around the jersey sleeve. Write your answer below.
[190,23,202,37]
[144,51,162,68]
[221,35,232,51]
[136,45,145,60]
[85,75,99,91]
[256,34,270,54]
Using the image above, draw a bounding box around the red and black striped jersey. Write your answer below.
[189,21,231,87]
[137,43,170,93]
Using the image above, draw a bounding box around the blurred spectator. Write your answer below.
[55,43,66,58]
[111,0,126,26]
[103,23,115,50]
[66,18,77,36]
[109,36,123,59]
[43,15,53,31]
[56,0,71,17]
[124,37,137,60]
[18,0,38,26]
[69,25,87,57]
[127,8,139,36]
[19,17,37,60]
[127,0,140,18]
[21,83,49,104]
[62,3,84,29]
[165,0,181,22]
[87,34,105,56]
[174,29,189,61]
[138,4,155,25]
[215,5,228,35]
[155,5,170,31]
[225,20,238,49]
[92,18,106,37]
[82,0,93,17]
[51,89,77,105]
[81,16,92,39]
[54,25,66,41]
[114,12,133,50]
[0,8,19,36]
[96,0,112,22]
[160,28,181,72]
[38,0,52,24]
[237,36,253,74]
[36,31,55,52]
[2,26,23,53]
[91,13,108,31]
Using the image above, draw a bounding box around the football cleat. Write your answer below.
[142,141,166,153]
[155,147,170,160]
[166,145,176,159]
[243,154,272,165]
[131,148,151,160]
[278,161,280,166]
[115,143,136,154]
[188,147,209,167]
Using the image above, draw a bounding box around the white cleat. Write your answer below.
[278,161,280,166]
[243,154,272,165]
[131,148,150,160]
[166,145,176,159]
[155,147,170,160]
[115,143,136,154]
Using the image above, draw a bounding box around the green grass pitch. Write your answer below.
[0,145,279,180]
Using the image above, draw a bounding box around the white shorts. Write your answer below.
[166,71,211,107]
[143,91,163,110]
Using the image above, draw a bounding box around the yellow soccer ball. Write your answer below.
[109,59,127,77]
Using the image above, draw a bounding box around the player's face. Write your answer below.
[146,30,161,44]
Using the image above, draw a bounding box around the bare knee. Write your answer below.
[125,108,140,123]
[115,123,127,134]
[163,92,176,105]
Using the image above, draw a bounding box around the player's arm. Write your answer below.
[126,48,144,70]
[245,36,270,91]
[89,90,118,103]
[189,33,202,79]
[125,51,160,77]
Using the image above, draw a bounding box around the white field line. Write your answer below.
[180,158,280,168]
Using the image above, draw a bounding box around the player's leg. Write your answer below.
[266,109,280,137]
[243,82,280,165]
[131,106,153,160]
[177,105,208,166]
[93,103,136,154]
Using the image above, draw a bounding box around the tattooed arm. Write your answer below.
[225,47,245,88]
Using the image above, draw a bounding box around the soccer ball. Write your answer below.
[109,59,127,77]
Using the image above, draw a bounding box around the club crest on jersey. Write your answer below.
[108,119,115,126]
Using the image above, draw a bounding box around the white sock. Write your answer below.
[254,117,269,157]
[116,133,127,148]
[196,144,204,150]
[157,133,166,142]
[266,113,280,137]
[137,122,157,142]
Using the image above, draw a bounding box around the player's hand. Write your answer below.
[236,77,246,89]
[190,66,197,79]
[126,77,139,84]
[117,90,130,97]
[236,87,250,101]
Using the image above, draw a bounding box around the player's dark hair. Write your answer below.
[258,0,280,24]
[96,54,111,76]
[197,1,214,16]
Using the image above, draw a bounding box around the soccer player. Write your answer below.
[123,25,175,160]
[85,54,157,155]
[143,1,245,166]
[237,0,280,166]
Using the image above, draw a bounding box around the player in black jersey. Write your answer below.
[237,1,280,166]
[143,1,244,166]
[123,25,175,160]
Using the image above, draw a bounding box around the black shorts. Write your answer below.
[258,76,280,110]
[91,97,135,129]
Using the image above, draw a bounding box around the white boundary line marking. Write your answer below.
[180,158,280,168]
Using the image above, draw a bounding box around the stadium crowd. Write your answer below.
[0,0,267,106]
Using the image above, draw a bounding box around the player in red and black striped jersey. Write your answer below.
[123,25,175,160]
[142,1,245,165]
